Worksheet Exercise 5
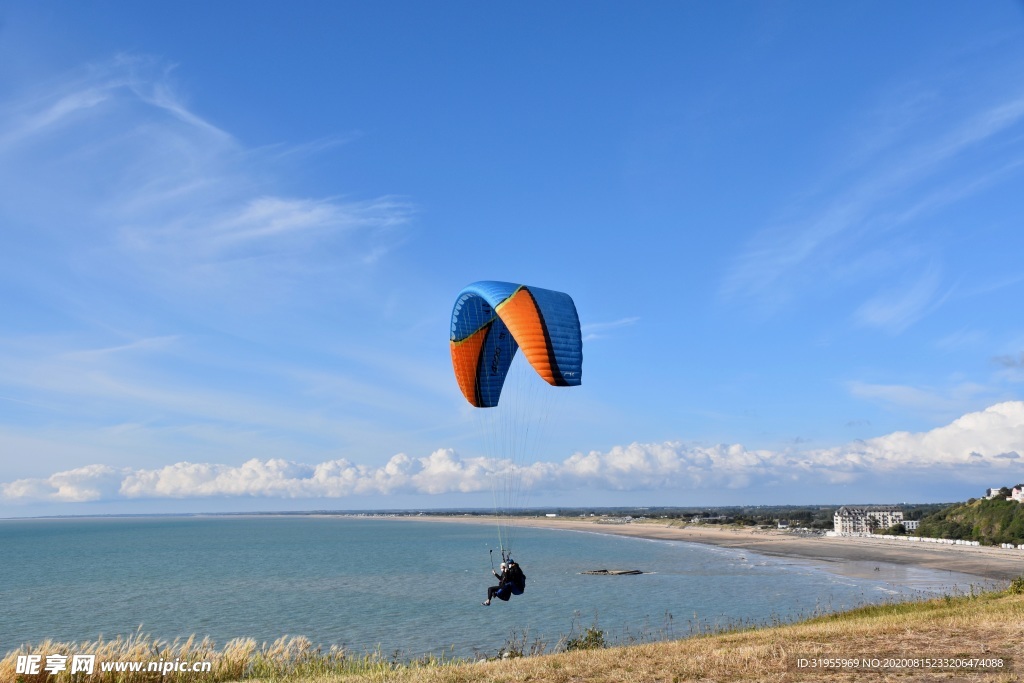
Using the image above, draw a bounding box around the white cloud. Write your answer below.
[1,464,125,503]
[112,450,501,499]
[5,402,1024,505]
[846,401,1024,468]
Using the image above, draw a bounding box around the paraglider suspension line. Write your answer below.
[489,547,514,572]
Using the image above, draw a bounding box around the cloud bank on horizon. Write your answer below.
[4,402,1022,507]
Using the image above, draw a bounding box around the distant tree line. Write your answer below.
[498,506,844,529]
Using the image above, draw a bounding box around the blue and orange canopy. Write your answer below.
[450,281,582,408]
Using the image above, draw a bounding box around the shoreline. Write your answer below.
[399,515,1024,583]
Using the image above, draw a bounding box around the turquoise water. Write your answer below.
[0,516,984,659]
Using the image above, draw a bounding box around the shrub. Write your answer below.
[564,626,606,651]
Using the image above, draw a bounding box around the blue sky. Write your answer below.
[2,1,1024,516]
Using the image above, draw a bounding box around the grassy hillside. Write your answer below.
[5,579,1023,683]
[917,497,1024,545]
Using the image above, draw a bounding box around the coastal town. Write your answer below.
[831,484,1024,548]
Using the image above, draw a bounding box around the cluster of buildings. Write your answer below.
[985,485,1024,502]
[834,485,1024,537]
[832,506,919,536]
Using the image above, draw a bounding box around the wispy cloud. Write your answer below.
[847,379,992,417]
[935,328,987,352]
[0,336,435,453]
[853,262,947,333]
[721,81,1024,328]
[5,402,1023,504]
[1,55,412,293]
[59,335,181,361]
[581,317,640,341]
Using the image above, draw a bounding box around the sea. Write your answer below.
[0,515,990,660]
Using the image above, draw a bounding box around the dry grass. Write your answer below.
[0,631,422,683]
[4,587,1023,683]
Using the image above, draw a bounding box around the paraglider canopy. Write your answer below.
[449,281,582,408]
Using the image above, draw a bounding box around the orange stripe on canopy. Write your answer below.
[450,323,490,407]
[496,287,556,384]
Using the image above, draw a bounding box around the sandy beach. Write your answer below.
[403,515,1024,583]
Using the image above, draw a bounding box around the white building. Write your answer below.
[833,506,904,535]
[903,519,919,531]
